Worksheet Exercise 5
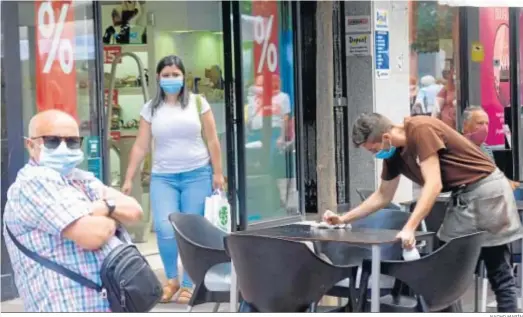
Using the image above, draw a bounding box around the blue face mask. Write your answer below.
[39,141,84,175]
[159,77,184,94]
[375,141,397,160]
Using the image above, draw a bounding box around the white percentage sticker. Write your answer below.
[37,1,74,74]
[254,15,278,74]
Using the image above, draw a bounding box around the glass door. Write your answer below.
[101,1,231,245]
[235,1,301,225]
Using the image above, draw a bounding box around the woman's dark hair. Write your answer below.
[150,55,190,116]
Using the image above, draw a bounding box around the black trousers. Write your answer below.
[439,240,517,312]
[479,244,518,312]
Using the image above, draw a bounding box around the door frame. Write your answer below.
[509,7,521,181]
[1,0,25,302]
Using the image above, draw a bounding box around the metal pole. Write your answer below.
[509,8,521,181]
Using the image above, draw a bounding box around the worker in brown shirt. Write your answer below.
[324,113,522,312]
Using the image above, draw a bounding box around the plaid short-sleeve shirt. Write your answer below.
[3,162,124,312]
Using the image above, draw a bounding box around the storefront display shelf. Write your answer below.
[103,44,148,53]
[115,87,144,95]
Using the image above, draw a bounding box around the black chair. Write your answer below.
[224,234,351,312]
[355,188,401,210]
[169,213,232,312]
[319,208,411,310]
[355,188,374,202]
[358,232,485,312]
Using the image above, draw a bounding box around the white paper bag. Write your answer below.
[204,190,231,233]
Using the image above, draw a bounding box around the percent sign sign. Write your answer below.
[254,15,278,74]
[37,1,74,74]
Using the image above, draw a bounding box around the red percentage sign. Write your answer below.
[37,1,74,74]
[254,15,278,74]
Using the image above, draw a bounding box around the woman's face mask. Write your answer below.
[465,126,488,146]
[159,77,184,95]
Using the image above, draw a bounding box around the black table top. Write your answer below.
[234,224,434,245]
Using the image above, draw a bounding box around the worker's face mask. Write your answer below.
[160,77,184,95]
[375,139,396,160]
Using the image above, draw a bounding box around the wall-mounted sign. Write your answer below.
[345,15,371,33]
[86,136,102,180]
[346,34,370,57]
[375,9,389,31]
[471,41,485,62]
[375,30,390,79]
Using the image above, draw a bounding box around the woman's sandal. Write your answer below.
[175,287,193,305]
[160,279,181,303]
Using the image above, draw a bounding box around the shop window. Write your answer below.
[408,1,459,130]
[18,1,100,168]
[466,7,511,149]
[240,1,299,222]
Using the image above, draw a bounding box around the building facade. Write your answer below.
[1,0,522,303]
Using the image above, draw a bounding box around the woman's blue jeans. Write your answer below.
[150,164,213,288]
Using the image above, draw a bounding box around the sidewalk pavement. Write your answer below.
[0,297,231,313]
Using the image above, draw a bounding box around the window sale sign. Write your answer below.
[35,0,78,119]
[252,0,280,116]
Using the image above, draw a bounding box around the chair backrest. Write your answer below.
[224,234,347,312]
[514,186,523,201]
[169,213,229,285]
[356,188,374,202]
[354,188,401,210]
[407,200,447,233]
[352,209,410,260]
[385,232,485,311]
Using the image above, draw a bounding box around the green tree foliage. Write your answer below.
[411,1,455,53]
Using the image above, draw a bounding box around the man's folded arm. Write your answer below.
[62,215,116,250]
[19,178,116,250]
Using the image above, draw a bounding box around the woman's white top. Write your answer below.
[140,93,211,174]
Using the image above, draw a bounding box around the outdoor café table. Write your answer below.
[229,224,434,312]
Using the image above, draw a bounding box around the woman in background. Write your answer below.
[122,55,224,304]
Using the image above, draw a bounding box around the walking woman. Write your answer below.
[122,55,224,304]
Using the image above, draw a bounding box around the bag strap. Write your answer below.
[6,226,103,292]
[195,94,207,147]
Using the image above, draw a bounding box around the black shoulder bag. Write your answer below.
[6,226,162,312]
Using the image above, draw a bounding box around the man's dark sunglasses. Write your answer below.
[32,135,84,150]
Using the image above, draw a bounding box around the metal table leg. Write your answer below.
[230,261,238,312]
[371,245,381,312]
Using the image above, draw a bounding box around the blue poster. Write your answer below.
[374,30,390,79]
[86,136,102,180]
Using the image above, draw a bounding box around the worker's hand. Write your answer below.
[322,210,344,225]
[510,180,520,191]
[396,228,416,250]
